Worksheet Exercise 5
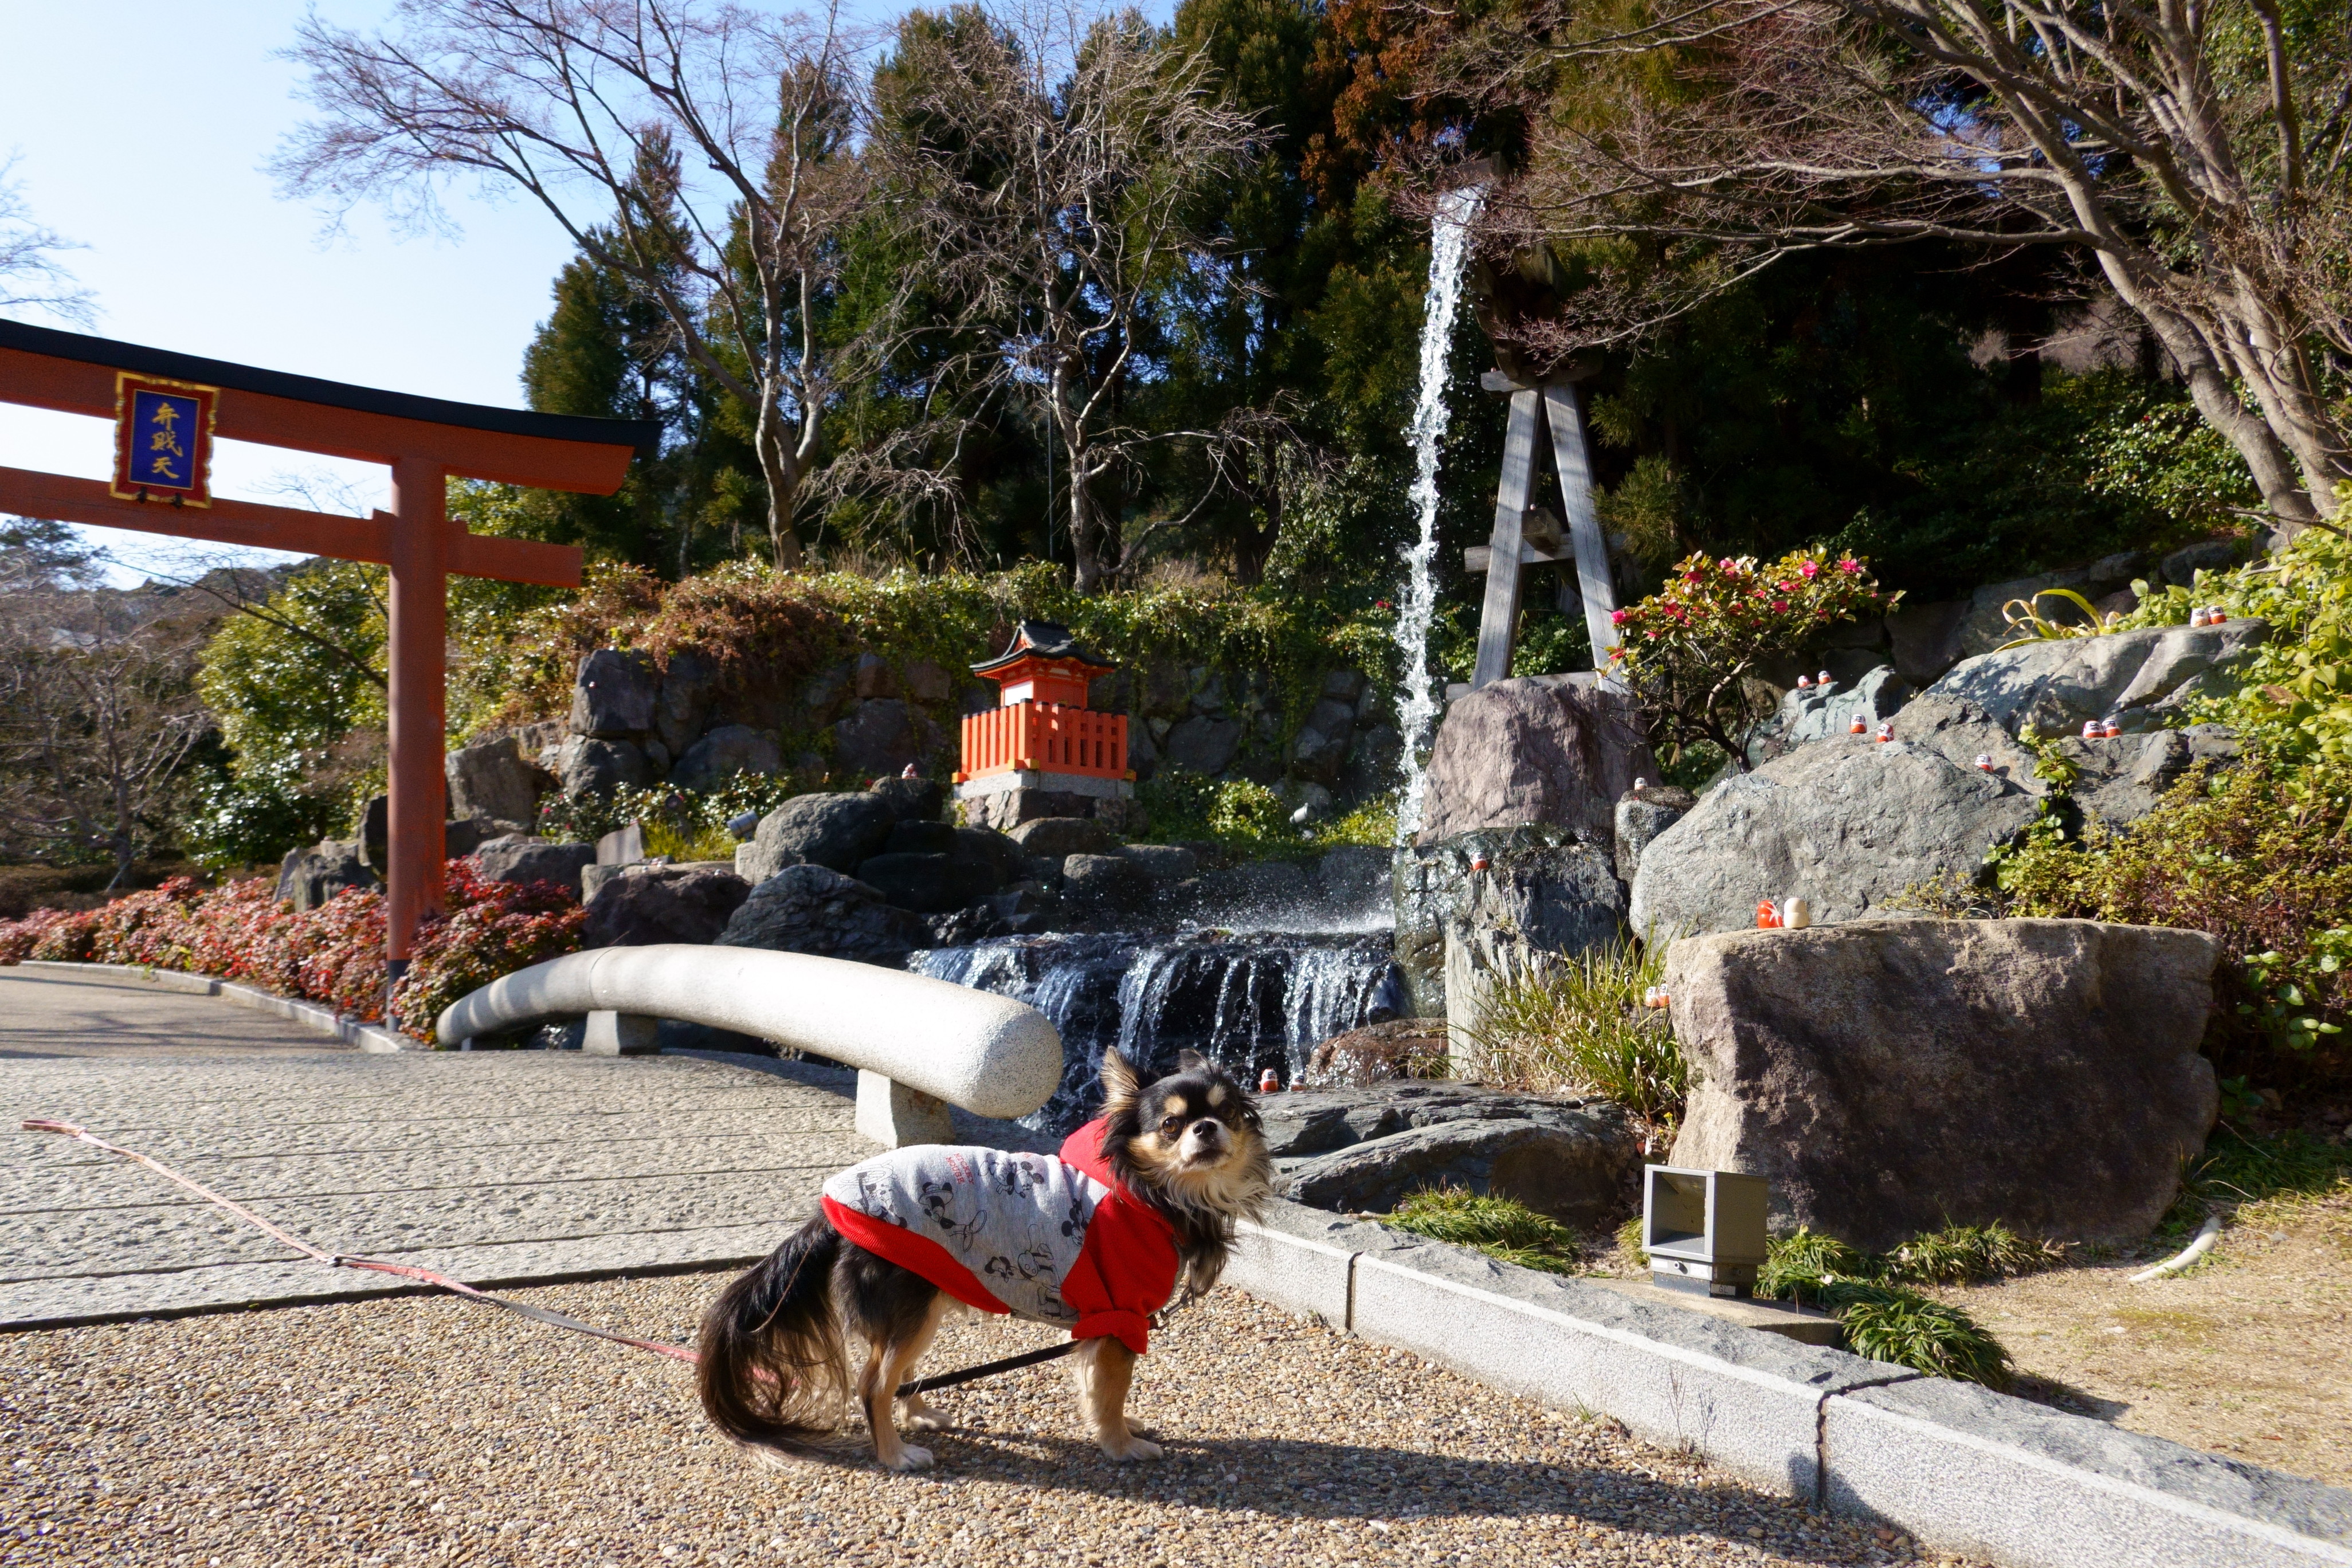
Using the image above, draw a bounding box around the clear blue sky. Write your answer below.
[0,0,1044,585]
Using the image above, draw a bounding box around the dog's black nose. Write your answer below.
[1190,1119,1225,1140]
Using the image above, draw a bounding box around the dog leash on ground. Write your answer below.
[22,1116,1158,1398]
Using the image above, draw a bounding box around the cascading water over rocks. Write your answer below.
[913,932,1408,1134]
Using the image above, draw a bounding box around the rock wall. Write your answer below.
[475,644,1400,832]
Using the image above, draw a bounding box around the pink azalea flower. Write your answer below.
[1610,609,1628,625]
[1773,599,1789,612]
[1800,560,1820,579]
[1839,558,1861,573]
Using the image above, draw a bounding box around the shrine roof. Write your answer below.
[0,320,662,458]
[970,620,1115,677]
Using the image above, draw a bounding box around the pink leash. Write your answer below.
[21,1118,701,1366]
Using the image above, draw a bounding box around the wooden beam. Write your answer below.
[0,466,394,562]
[0,343,640,494]
[1542,381,1621,671]
[430,518,582,588]
[1471,389,1544,689]
[1465,542,1573,573]
[0,467,582,587]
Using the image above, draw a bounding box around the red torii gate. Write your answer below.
[0,320,656,977]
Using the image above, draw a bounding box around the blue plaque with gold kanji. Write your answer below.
[111,373,217,507]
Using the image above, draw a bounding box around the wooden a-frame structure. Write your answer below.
[1464,367,1622,688]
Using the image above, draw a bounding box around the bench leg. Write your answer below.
[856,1070,955,1148]
[582,1010,660,1055]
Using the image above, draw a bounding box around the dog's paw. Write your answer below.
[881,1443,935,1473]
[900,1401,949,1433]
[1100,1436,1163,1463]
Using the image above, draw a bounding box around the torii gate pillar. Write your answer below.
[386,457,452,958]
[1465,366,1621,688]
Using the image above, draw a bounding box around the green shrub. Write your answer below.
[1904,502,2352,1093]
[2162,1126,2352,1236]
[1381,1187,1583,1275]
[1756,1226,2034,1387]
[1827,1284,2014,1389]
[1465,938,1687,1127]
[1883,1224,2066,1286]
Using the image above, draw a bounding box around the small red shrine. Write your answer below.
[955,622,1132,823]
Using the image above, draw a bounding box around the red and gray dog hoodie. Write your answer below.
[818,1118,1177,1355]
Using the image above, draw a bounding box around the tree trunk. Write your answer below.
[754,382,805,570]
[1067,450,1107,594]
[2090,249,2322,538]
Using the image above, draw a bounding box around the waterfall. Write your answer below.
[912,932,1408,1135]
[1392,182,1486,843]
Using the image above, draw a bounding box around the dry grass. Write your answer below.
[1465,938,1686,1127]
[1931,1184,2352,1487]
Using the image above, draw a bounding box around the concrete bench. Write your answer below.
[433,944,1061,1146]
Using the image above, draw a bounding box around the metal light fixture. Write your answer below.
[1643,1165,1770,1299]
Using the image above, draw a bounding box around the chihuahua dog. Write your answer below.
[697,1047,1273,1471]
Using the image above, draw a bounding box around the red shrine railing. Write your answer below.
[957,703,1129,783]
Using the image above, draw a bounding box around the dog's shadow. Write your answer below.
[777,1425,1861,1560]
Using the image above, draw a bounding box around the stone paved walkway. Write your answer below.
[0,965,346,1057]
[1,971,875,1330]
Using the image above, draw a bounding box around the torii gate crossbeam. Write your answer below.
[0,320,657,978]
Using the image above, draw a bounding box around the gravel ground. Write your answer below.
[0,1272,1979,1568]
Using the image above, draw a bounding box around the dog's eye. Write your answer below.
[1158,1115,1183,1138]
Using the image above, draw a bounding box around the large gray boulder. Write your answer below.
[669,724,782,791]
[832,699,939,779]
[1163,714,1246,775]
[650,650,715,759]
[1745,664,1911,767]
[1288,696,1362,786]
[1264,1081,1641,1228]
[570,649,659,738]
[1394,827,1626,1024]
[740,791,897,876]
[1613,785,1694,887]
[1417,674,1654,845]
[582,864,751,947]
[275,840,377,912]
[1665,919,2221,1249]
[716,863,931,965]
[556,736,655,798]
[2064,723,2241,829]
[1924,618,2268,738]
[1006,816,1118,859]
[1628,737,2039,939]
[445,735,555,829]
[472,835,597,897]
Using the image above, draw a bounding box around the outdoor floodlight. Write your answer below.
[1643,1166,1769,1299]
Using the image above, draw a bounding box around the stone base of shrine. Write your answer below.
[955,770,1137,833]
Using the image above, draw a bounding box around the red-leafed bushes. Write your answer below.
[386,861,587,1038]
[0,862,586,1042]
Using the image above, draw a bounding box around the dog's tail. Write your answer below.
[697,1212,848,1455]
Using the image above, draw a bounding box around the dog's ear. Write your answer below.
[1098,1048,1142,1121]
[1177,1049,1210,1074]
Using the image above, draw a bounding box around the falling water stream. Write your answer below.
[1392,182,1486,842]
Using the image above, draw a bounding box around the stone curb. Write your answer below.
[1225,1199,2352,1568]
[11,961,425,1054]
